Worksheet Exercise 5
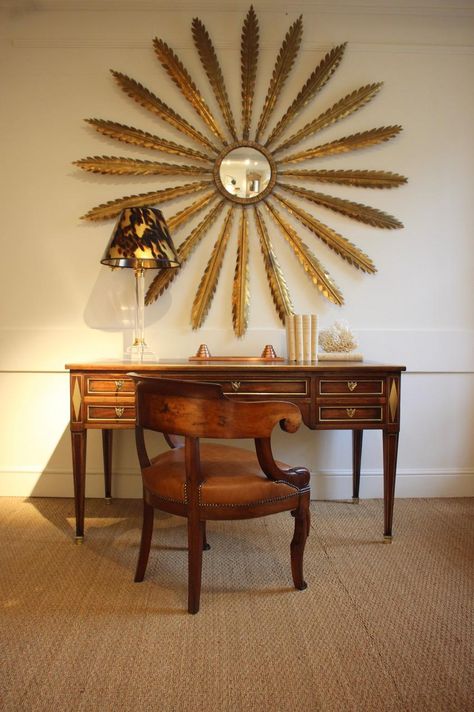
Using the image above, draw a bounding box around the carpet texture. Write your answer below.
[0,497,473,711]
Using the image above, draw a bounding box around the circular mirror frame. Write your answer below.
[213,141,277,205]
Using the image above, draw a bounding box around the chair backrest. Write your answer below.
[130,374,302,439]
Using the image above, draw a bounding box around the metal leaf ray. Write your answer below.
[232,210,250,337]
[265,43,346,149]
[274,82,383,154]
[263,200,344,305]
[146,200,225,305]
[74,156,213,177]
[81,182,213,222]
[192,17,238,141]
[241,5,259,141]
[255,15,303,144]
[111,71,219,153]
[75,6,406,334]
[278,169,408,188]
[277,183,403,229]
[85,119,213,162]
[153,38,227,145]
[254,205,294,324]
[280,126,403,163]
[191,207,235,329]
[272,193,376,274]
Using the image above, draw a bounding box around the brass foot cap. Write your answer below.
[74,536,84,545]
[352,497,360,504]
[383,535,393,544]
[105,497,113,505]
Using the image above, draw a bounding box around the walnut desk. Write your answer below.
[66,360,405,542]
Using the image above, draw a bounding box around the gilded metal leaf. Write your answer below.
[191,207,235,328]
[111,71,218,153]
[232,210,250,337]
[265,43,346,149]
[254,205,294,323]
[280,126,403,163]
[85,119,213,162]
[278,183,403,229]
[273,192,376,273]
[153,38,226,145]
[255,16,303,144]
[274,83,383,154]
[80,181,213,221]
[146,199,225,304]
[74,156,213,177]
[278,168,408,188]
[263,200,343,305]
[167,192,217,232]
[192,18,238,141]
[241,6,259,141]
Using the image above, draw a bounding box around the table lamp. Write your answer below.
[101,206,180,361]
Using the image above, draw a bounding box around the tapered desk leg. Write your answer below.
[102,429,113,502]
[71,429,87,542]
[382,431,399,540]
[352,430,363,501]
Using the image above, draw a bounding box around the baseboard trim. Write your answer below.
[1,468,473,499]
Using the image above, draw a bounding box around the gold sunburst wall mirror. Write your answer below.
[74,5,407,337]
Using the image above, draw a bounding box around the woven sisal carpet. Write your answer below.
[0,497,473,711]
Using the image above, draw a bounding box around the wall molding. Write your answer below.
[8,38,474,55]
[2,466,473,499]
[3,2,474,18]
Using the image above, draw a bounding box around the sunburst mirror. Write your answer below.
[75,5,406,336]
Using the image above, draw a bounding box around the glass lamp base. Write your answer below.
[126,339,157,363]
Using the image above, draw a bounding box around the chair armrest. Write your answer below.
[255,438,310,489]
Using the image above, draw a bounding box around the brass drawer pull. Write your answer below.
[347,381,358,392]
[346,408,356,418]
[231,381,241,392]
[115,380,124,391]
[115,407,124,417]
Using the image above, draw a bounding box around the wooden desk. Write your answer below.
[66,359,405,541]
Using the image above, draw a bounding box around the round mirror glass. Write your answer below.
[219,147,272,200]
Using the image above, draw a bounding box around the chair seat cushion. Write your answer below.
[142,443,299,508]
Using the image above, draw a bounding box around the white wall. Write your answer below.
[1,0,473,499]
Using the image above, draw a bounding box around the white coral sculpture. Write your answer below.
[319,321,358,352]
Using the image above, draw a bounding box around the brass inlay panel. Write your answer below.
[389,380,399,422]
[72,379,82,421]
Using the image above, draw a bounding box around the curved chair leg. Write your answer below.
[290,493,310,591]
[187,517,204,614]
[134,500,154,582]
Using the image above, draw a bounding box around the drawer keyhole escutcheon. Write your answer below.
[231,381,241,392]
[346,408,356,418]
[115,380,124,391]
[115,407,124,417]
[347,381,358,392]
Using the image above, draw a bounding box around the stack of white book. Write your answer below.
[286,314,363,362]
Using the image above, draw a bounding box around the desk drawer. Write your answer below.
[319,379,383,396]
[86,377,135,396]
[221,379,308,396]
[87,405,136,423]
[319,406,383,423]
